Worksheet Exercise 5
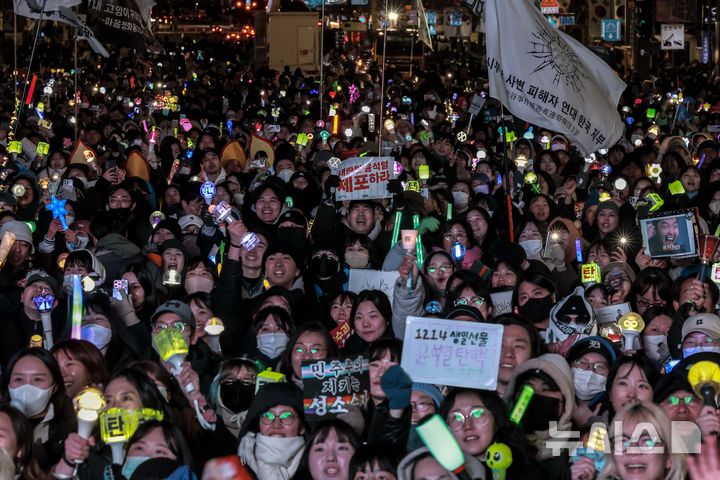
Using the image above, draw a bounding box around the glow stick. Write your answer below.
[71,275,83,340]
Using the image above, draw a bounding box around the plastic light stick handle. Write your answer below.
[447,203,453,220]
[41,312,54,349]
[491,469,506,480]
[622,331,639,352]
[110,442,125,465]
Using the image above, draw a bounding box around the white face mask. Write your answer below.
[473,184,489,195]
[80,324,112,350]
[233,192,245,206]
[519,239,543,259]
[683,345,720,358]
[277,169,294,183]
[185,276,214,294]
[67,234,90,251]
[572,368,607,401]
[643,335,669,362]
[710,200,720,215]
[256,332,289,359]
[65,215,75,225]
[345,251,370,269]
[452,191,470,208]
[9,384,53,418]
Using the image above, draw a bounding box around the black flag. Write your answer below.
[87,0,163,53]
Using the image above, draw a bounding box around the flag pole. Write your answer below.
[377,0,389,156]
[15,0,49,137]
[499,102,514,243]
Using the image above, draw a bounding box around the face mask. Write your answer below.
[572,368,607,401]
[219,381,256,414]
[452,191,470,208]
[9,384,53,418]
[277,169,294,183]
[643,335,669,362]
[312,256,340,278]
[683,345,720,358]
[233,192,245,206]
[80,324,112,350]
[185,276,214,294]
[520,393,561,433]
[473,184,490,195]
[345,251,370,269]
[65,215,75,225]
[517,295,554,325]
[257,332,289,359]
[519,239,543,259]
[122,456,151,479]
[75,177,89,189]
[277,227,306,248]
[710,200,720,215]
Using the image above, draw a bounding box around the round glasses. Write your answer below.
[454,296,486,308]
[260,411,297,425]
[447,407,489,431]
[152,322,187,334]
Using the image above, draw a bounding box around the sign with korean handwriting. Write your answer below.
[335,156,395,201]
[661,24,685,50]
[302,355,370,419]
[348,269,399,300]
[490,290,513,317]
[401,317,503,390]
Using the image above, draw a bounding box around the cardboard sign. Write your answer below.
[595,302,631,325]
[335,156,395,201]
[490,290,513,317]
[401,316,503,389]
[468,94,486,116]
[348,269,400,300]
[302,355,370,419]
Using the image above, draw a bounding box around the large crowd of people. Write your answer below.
[1,27,720,480]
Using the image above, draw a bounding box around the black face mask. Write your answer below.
[277,227,306,248]
[517,295,554,326]
[312,256,340,278]
[219,381,255,414]
[520,394,561,433]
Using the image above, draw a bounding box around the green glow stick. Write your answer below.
[413,214,423,269]
[509,385,534,425]
[391,211,402,246]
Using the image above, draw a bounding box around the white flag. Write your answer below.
[416,0,433,51]
[484,0,626,154]
[14,0,109,57]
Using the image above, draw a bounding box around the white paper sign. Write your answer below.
[468,94,486,116]
[661,24,685,50]
[348,269,400,301]
[490,291,513,317]
[401,316,503,389]
[335,156,395,201]
[595,302,631,325]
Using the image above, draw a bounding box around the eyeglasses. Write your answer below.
[443,231,468,242]
[636,298,666,310]
[152,322,187,333]
[572,359,609,375]
[412,401,436,413]
[447,407,489,431]
[260,411,297,425]
[294,345,327,356]
[681,338,720,349]
[427,264,453,274]
[665,394,696,406]
[614,435,664,453]
[454,296,486,308]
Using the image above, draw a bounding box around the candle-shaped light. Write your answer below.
[204,317,225,353]
[0,231,17,268]
[73,387,106,441]
[618,312,645,352]
[485,443,513,480]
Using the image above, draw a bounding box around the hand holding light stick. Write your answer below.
[73,387,106,441]
[33,291,55,349]
[100,408,134,465]
[401,230,418,289]
[153,328,193,393]
[70,274,84,342]
[416,414,472,480]
[204,317,225,354]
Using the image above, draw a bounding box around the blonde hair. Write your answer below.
[598,401,686,480]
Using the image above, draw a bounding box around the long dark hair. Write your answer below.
[126,419,194,469]
[0,404,45,480]
[350,290,393,338]
[120,260,166,320]
[106,368,174,421]
[292,419,361,480]
[277,323,338,380]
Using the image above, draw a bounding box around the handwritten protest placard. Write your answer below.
[348,269,399,300]
[401,316,503,390]
[335,156,395,201]
[490,291,513,317]
[302,355,370,420]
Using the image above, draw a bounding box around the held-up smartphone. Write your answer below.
[112,279,129,301]
[104,158,117,172]
[250,158,266,169]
